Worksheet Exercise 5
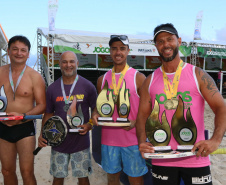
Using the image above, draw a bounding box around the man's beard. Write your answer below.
[61,68,77,77]
[159,45,179,62]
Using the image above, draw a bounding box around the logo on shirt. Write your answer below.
[156,91,192,109]
[56,94,84,102]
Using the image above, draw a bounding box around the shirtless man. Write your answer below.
[0,35,46,185]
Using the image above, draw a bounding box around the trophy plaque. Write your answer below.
[171,96,197,151]
[145,99,171,152]
[0,85,7,112]
[67,97,84,132]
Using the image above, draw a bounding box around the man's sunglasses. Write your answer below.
[110,35,128,40]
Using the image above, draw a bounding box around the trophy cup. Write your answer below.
[171,96,197,152]
[0,86,7,112]
[67,97,84,132]
[145,99,172,153]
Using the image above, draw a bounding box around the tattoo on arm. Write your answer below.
[198,68,218,97]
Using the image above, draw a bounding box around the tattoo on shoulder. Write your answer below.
[198,68,218,96]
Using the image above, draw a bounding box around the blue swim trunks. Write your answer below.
[101,144,148,177]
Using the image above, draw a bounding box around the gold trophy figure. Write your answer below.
[145,99,172,152]
[171,96,197,151]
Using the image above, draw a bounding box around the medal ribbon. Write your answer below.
[9,64,27,99]
[61,75,78,105]
[162,60,183,99]
[112,63,129,97]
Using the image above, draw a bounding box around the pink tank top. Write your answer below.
[149,63,210,167]
[101,67,140,147]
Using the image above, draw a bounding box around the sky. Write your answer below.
[1,0,226,67]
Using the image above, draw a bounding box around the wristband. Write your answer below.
[88,119,94,129]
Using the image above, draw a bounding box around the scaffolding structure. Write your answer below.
[0,24,8,67]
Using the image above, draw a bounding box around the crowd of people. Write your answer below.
[0,23,226,185]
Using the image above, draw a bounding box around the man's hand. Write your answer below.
[192,138,220,157]
[38,134,48,148]
[1,112,23,126]
[139,142,155,158]
[122,120,136,131]
[78,123,92,135]
[91,109,100,126]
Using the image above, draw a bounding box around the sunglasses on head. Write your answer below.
[110,35,128,40]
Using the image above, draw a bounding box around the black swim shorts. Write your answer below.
[0,121,36,143]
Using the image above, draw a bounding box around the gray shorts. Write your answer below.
[50,148,92,178]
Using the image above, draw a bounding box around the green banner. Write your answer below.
[197,47,226,59]
[179,45,192,56]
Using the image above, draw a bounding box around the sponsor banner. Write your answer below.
[179,45,192,56]
[197,47,226,59]
[205,57,221,70]
[127,55,144,69]
[194,11,203,40]
[146,56,162,69]
[77,54,96,68]
[42,47,96,68]
[48,0,58,31]
[54,40,159,56]
[98,54,113,69]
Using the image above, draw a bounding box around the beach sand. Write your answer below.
[0,101,226,185]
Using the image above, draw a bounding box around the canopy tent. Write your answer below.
[37,27,226,90]
[0,24,8,66]
[37,27,191,85]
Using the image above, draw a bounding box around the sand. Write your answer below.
[0,101,226,185]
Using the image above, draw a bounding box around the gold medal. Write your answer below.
[112,64,129,102]
[162,60,183,109]
[171,97,179,109]
[164,99,174,110]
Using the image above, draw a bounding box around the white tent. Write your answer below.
[37,27,159,85]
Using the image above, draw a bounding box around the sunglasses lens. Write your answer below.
[110,35,127,40]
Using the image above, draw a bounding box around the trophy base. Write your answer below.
[153,146,172,153]
[98,122,131,127]
[69,128,83,132]
[176,145,194,152]
[98,117,131,126]
[98,117,114,122]
[116,118,130,123]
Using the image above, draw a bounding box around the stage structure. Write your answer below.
[37,27,226,94]
[0,24,8,66]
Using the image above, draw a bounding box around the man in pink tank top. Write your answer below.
[92,35,147,185]
[136,23,226,185]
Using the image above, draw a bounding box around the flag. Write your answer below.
[48,0,58,31]
[193,11,203,40]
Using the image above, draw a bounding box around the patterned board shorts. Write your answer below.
[50,148,92,178]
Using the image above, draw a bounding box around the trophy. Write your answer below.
[171,96,197,151]
[116,80,130,123]
[67,97,84,132]
[0,86,7,112]
[96,81,114,123]
[96,80,131,126]
[145,99,172,152]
